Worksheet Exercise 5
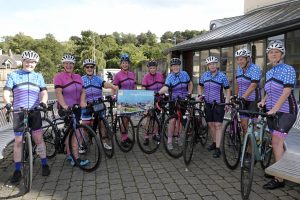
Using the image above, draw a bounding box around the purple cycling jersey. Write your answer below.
[113,70,136,90]
[165,71,190,99]
[199,71,230,104]
[236,63,261,101]
[142,73,164,92]
[265,63,298,114]
[82,75,105,103]
[53,72,83,107]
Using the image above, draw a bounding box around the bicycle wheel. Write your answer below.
[136,114,160,154]
[114,116,135,152]
[240,134,255,200]
[183,119,195,165]
[222,120,242,170]
[260,129,272,169]
[196,111,208,146]
[69,124,101,172]
[22,132,33,193]
[162,115,185,158]
[41,118,56,159]
[98,118,114,158]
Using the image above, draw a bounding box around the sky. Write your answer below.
[0,0,244,42]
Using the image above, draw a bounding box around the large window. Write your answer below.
[200,50,209,75]
[221,47,234,87]
[192,51,200,93]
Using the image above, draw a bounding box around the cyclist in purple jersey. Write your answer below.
[113,54,136,90]
[158,58,193,150]
[81,59,117,150]
[3,50,50,183]
[113,54,135,147]
[53,54,89,167]
[198,56,230,158]
[234,48,262,135]
[142,60,164,92]
[141,60,164,145]
[258,41,298,190]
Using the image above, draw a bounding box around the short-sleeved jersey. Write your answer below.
[4,70,47,109]
[113,70,136,90]
[165,71,191,99]
[82,75,105,103]
[142,73,164,92]
[265,63,298,114]
[53,72,83,107]
[236,63,261,101]
[199,71,230,104]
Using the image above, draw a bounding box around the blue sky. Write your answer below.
[0,0,244,41]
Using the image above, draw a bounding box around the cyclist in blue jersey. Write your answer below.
[158,58,193,150]
[198,56,231,158]
[258,41,298,190]
[235,48,262,135]
[3,50,50,183]
[81,59,117,150]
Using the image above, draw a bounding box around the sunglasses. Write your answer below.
[85,66,95,69]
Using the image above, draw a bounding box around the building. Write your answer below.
[167,0,300,101]
[0,49,21,85]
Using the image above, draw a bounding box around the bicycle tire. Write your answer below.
[69,124,101,172]
[196,110,208,146]
[260,129,273,169]
[22,132,33,193]
[98,118,114,158]
[136,114,161,154]
[183,119,195,165]
[240,134,255,200]
[162,115,184,158]
[222,120,242,170]
[114,116,135,152]
[41,118,56,159]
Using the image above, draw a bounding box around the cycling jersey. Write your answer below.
[82,75,105,102]
[53,72,83,107]
[142,73,164,92]
[165,71,190,99]
[265,63,298,114]
[199,71,230,104]
[4,70,47,109]
[236,63,261,101]
[113,70,136,90]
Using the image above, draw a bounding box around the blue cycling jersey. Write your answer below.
[165,71,190,99]
[4,70,46,109]
[199,71,230,104]
[82,75,105,103]
[265,63,298,114]
[236,63,261,101]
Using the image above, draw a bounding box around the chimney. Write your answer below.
[9,49,13,57]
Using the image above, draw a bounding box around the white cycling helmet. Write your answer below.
[21,50,39,62]
[83,58,96,66]
[61,54,75,63]
[235,48,251,58]
[266,40,285,55]
[205,56,219,65]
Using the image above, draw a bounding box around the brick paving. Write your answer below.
[0,133,300,200]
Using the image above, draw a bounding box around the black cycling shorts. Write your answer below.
[13,110,42,133]
[267,112,297,133]
[240,100,259,118]
[205,103,225,123]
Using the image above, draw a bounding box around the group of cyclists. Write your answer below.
[3,39,298,191]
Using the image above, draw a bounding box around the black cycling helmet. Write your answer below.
[120,53,130,63]
[170,58,181,66]
[147,60,158,67]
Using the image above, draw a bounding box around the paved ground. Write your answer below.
[0,128,300,200]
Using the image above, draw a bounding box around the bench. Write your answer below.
[265,105,300,184]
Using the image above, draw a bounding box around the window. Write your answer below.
[221,47,234,88]
[200,50,209,75]
[192,51,200,93]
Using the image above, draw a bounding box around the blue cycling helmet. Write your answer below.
[120,53,130,63]
[170,58,181,66]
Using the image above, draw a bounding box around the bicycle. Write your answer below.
[183,98,208,165]
[6,106,44,193]
[239,109,274,200]
[105,95,135,152]
[136,94,169,154]
[88,98,114,158]
[41,104,101,172]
